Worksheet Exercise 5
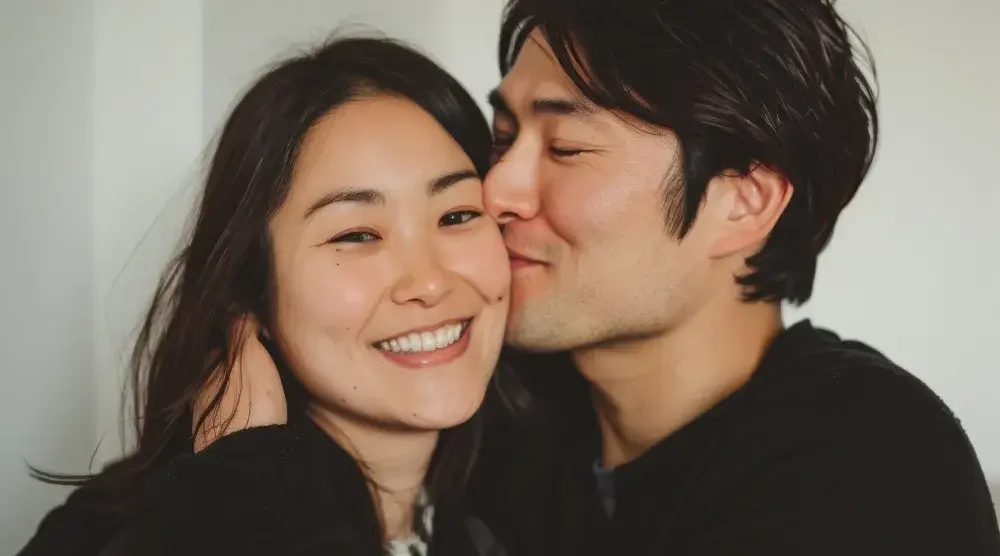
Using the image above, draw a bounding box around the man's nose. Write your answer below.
[484,144,542,224]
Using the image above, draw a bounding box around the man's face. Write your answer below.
[484,32,718,352]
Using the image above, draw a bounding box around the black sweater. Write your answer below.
[467,320,1000,555]
[19,321,1000,555]
[17,419,492,556]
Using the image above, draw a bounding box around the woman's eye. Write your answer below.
[440,210,482,227]
[330,230,380,244]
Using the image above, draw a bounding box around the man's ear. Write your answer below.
[704,163,793,259]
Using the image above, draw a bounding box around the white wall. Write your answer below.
[0,1,97,551]
[0,0,203,548]
[201,0,503,136]
[91,0,203,466]
[2,0,997,548]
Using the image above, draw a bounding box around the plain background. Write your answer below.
[1,0,998,550]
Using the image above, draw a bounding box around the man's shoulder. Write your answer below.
[684,325,1000,552]
[758,324,959,432]
[723,323,976,471]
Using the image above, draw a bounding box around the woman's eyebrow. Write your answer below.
[304,188,385,219]
[303,168,477,220]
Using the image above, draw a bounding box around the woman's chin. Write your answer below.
[401,394,486,431]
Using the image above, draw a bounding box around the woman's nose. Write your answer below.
[389,248,454,308]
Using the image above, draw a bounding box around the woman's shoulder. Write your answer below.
[19,422,347,556]
[16,458,138,556]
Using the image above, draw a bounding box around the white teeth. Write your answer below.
[377,322,467,354]
[420,331,436,351]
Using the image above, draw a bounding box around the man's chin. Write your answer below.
[504,340,568,354]
[503,321,578,354]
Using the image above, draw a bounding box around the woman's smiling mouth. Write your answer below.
[374,319,473,368]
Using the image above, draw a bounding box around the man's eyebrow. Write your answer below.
[534,97,594,117]
[488,88,597,123]
[303,170,478,219]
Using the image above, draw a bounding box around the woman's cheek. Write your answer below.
[445,226,511,301]
[290,258,385,336]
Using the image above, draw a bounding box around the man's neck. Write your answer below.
[574,293,783,468]
[310,409,437,540]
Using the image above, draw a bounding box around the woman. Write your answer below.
[19,36,511,556]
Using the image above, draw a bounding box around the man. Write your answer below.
[467,0,1000,554]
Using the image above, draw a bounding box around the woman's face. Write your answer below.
[268,95,510,432]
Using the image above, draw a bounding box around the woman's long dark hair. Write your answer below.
[34,35,497,551]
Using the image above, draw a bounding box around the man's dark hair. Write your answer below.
[499,0,879,304]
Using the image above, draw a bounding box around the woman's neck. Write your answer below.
[310,408,438,540]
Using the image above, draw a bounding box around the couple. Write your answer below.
[20,1,1000,555]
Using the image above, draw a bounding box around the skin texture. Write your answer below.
[485,32,792,466]
[195,95,509,537]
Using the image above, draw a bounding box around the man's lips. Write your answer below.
[507,249,545,270]
[505,244,542,263]
[509,256,539,270]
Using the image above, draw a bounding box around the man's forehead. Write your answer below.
[497,32,582,106]
[493,31,666,136]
